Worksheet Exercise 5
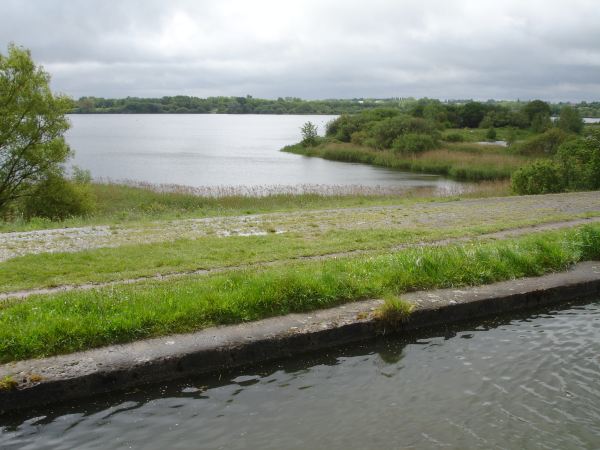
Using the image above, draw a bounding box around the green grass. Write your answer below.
[373,295,414,325]
[1,208,592,293]
[442,127,536,143]
[283,142,533,182]
[2,225,600,363]
[0,182,456,233]
[0,228,422,292]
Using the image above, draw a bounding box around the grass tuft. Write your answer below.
[0,376,17,391]
[373,294,414,325]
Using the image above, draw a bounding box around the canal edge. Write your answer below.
[2,260,600,413]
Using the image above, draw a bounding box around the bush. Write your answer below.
[555,138,600,191]
[517,128,572,156]
[350,130,368,145]
[511,160,565,195]
[486,128,497,140]
[392,133,437,154]
[325,109,401,142]
[444,132,464,142]
[23,174,96,220]
[369,116,436,149]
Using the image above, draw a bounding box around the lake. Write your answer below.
[65,114,462,191]
[2,299,599,449]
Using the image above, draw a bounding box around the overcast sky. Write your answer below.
[2,0,600,101]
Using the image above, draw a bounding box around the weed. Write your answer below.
[373,295,414,325]
[0,376,18,391]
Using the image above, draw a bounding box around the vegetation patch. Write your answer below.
[284,142,531,181]
[373,295,414,325]
[0,376,17,391]
[512,128,600,194]
[1,225,600,363]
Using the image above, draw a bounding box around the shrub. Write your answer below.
[369,116,436,149]
[23,174,96,220]
[555,138,600,191]
[486,128,497,140]
[517,128,572,156]
[350,130,368,145]
[325,109,401,142]
[444,132,464,142]
[511,160,565,195]
[392,133,437,154]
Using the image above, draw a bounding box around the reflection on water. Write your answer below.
[65,114,464,191]
[2,300,600,449]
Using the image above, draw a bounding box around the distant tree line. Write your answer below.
[71,96,600,118]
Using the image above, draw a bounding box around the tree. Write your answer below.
[460,102,487,128]
[300,121,319,146]
[522,100,552,132]
[523,100,551,124]
[557,105,584,134]
[0,44,72,213]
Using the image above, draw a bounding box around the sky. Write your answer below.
[2,0,600,101]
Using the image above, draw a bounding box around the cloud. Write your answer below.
[1,0,599,100]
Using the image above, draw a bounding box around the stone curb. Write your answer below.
[2,261,600,413]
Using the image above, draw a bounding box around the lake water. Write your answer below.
[2,299,599,449]
[65,114,462,191]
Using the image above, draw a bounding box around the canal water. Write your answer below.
[2,299,599,449]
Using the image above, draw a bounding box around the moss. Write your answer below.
[0,376,18,391]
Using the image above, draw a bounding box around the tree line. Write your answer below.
[72,96,600,118]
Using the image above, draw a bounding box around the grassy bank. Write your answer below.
[1,225,599,363]
[2,201,593,293]
[0,181,510,233]
[283,142,532,181]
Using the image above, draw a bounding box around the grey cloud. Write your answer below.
[1,0,599,100]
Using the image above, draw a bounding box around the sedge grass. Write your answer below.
[284,142,533,181]
[1,225,600,363]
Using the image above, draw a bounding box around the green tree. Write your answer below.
[523,100,551,124]
[557,105,584,134]
[0,44,72,213]
[530,112,552,132]
[300,121,318,146]
[460,102,486,128]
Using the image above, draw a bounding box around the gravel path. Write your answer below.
[2,213,600,301]
[1,191,600,262]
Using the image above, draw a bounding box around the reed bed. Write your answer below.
[284,142,533,181]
